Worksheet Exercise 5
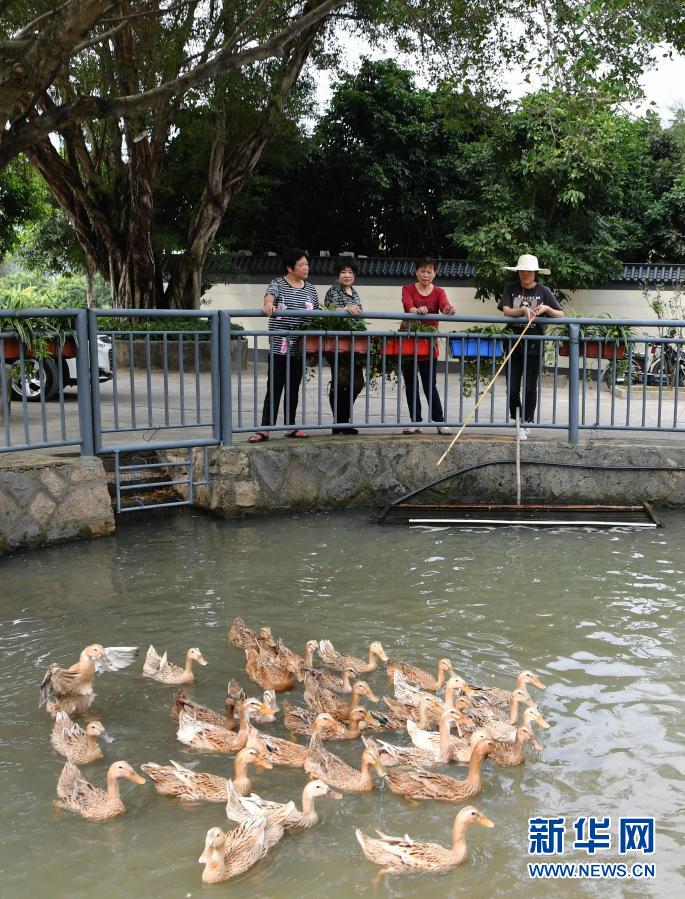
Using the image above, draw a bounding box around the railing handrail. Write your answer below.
[3,307,685,330]
[4,308,685,458]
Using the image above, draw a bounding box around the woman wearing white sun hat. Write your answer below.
[498,254,564,438]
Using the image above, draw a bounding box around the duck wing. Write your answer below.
[101,646,138,672]
[143,645,162,677]
[317,639,361,672]
[303,733,356,787]
[387,658,436,690]
[57,761,103,811]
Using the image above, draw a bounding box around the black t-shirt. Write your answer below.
[498,282,562,335]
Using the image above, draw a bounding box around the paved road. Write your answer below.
[2,365,685,457]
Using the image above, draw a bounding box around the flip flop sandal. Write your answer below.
[402,427,422,434]
[248,432,270,442]
[285,430,309,439]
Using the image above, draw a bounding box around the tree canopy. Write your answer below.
[246,61,684,297]
[2,0,684,306]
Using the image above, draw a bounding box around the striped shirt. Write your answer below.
[266,277,320,352]
[324,282,363,311]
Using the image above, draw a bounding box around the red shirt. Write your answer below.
[401,284,452,321]
[401,283,452,359]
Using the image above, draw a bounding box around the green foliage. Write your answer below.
[641,280,685,338]
[306,306,368,333]
[17,204,88,277]
[0,279,78,356]
[0,160,44,259]
[0,271,109,307]
[442,89,662,300]
[549,310,635,343]
[299,59,455,255]
[96,317,243,338]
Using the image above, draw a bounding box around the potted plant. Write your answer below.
[448,325,509,361]
[304,305,369,355]
[0,286,77,362]
[380,320,438,358]
[556,313,633,360]
[1,286,79,402]
[448,325,512,397]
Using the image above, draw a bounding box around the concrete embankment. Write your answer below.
[3,438,685,553]
[176,437,685,517]
[0,454,114,554]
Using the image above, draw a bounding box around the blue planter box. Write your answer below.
[449,336,505,359]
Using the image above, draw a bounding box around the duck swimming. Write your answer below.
[143,646,207,684]
[225,778,342,830]
[142,746,272,801]
[39,644,138,717]
[356,806,494,883]
[317,639,387,674]
[198,804,294,885]
[56,760,145,820]
[50,711,114,764]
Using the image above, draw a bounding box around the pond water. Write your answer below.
[1,512,684,898]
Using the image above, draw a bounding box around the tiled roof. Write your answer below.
[201,255,684,285]
[620,264,684,285]
[202,256,476,281]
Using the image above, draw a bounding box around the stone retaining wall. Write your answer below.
[165,437,685,518]
[0,454,114,554]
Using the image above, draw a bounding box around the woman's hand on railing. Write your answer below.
[345,304,362,316]
[263,296,275,316]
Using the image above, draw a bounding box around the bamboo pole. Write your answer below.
[436,316,535,467]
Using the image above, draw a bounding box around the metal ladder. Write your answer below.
[112,446,211,514]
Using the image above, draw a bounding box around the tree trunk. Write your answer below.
[85,262,94,308]
[165,26,322,309]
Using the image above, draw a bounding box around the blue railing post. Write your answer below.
[219,311,233,445]
[210,311,221,443]
[567,322,580,445]
[87,309,102,453]
[75,309,94,455]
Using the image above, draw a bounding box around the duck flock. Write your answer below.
[39,619,550,885]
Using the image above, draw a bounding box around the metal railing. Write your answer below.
[2,308,685,456]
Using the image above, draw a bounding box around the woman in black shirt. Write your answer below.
[498,254,563,439]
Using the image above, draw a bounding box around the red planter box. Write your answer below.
[0,336,77,362]
[304,335,369,353]
[382,336,433,357]
[559,340,626,360]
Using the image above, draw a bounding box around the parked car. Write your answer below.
[9,335,113,402]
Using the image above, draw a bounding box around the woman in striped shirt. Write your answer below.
[324,259,366,435]
[250,249,319,441]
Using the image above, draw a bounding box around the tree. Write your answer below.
[3,0,683,308]
[299,58,456,255]
[0,158,43,258]
[440,90,685,299]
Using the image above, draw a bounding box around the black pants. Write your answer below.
[401,358,445,423]
[260,352,303,427]
[507,345,541,422]
[325,353,365,426]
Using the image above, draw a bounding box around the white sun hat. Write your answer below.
[504,253,551,275]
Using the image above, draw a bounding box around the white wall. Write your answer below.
[203,281,669,355]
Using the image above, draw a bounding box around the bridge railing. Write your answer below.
[2,308,685,455]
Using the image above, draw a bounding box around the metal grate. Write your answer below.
[111,447,211,514]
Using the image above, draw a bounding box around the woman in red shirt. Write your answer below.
[400,256,455,434]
